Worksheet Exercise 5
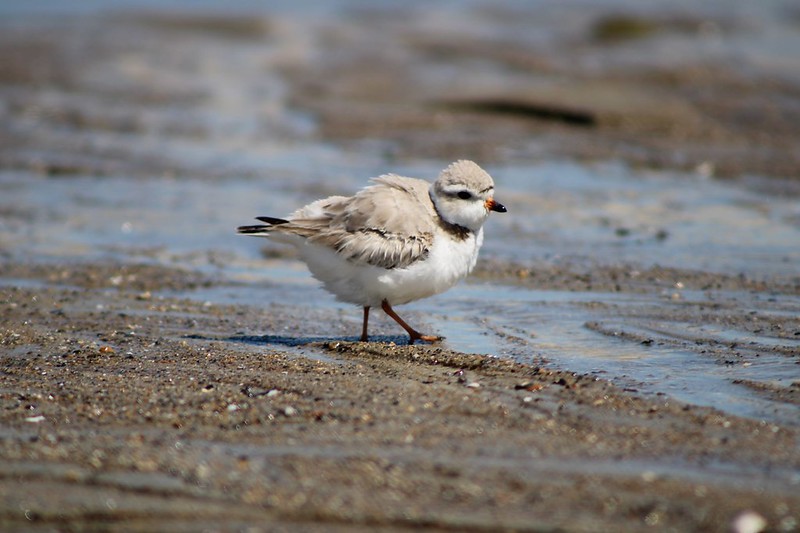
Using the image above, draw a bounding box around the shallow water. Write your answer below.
[183,269,800,427]
[1,0,798,427]
[4,162,798,278]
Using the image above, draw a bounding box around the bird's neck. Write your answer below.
[429,189,472,241]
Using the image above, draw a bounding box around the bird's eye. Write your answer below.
[457,191,472,200]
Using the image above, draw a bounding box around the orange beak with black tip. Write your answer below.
[485,198,507,213]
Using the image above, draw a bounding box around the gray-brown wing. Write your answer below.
[277,175,437,269]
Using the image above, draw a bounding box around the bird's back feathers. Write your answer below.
[240,175,438,270]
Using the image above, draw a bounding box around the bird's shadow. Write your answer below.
[185,333,410,347]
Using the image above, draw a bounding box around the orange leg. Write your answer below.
[381,300,441,345]
[360,306,370,342]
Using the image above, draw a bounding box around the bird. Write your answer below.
[237,160,506,344]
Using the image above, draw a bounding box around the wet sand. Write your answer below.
[284,4,800,178]
[2,263,799,531]
[2,261,798,531]
[1,2,800,531]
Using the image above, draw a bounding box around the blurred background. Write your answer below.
[1,0,799,274]
[1,1,799,420]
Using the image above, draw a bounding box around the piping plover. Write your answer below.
[238,160,506,344]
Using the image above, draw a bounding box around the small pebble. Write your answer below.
[515,381,544,392]
[731,511,767,533]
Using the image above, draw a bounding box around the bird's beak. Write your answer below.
[485,198,507,213]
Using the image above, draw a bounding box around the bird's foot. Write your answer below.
[408,332,443,345]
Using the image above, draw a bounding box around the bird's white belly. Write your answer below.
[299,229,483,307]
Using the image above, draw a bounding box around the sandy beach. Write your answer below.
[1,2,799,531]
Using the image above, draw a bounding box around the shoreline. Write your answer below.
[2,2,799,530]
[2,262,798,530]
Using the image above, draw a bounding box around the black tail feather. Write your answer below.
[256,216,289,225]
[237,216,289,234]
[237,225,270,234]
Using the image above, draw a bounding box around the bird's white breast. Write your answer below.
[299,228,484,307]
[359,227,483,306]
